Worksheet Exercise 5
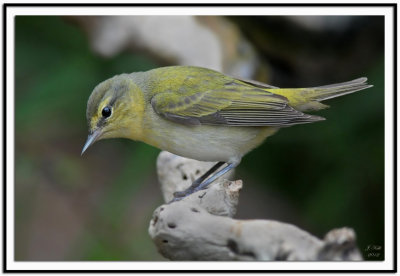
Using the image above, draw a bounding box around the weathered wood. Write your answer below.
[149,151,362,261]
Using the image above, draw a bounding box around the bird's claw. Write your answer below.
[170,185,205,203]
[171,187,194,201]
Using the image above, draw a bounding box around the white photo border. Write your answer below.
[4,3,396,272]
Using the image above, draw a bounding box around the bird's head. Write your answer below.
[81,74,145,155]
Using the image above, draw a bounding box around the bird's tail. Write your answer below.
[269,77,373,112]
[308,77,372,101]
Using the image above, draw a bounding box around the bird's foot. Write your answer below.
[169,183,207,203]
[173,188,193,199]
[169,188,195,203]
[168,161,237,203]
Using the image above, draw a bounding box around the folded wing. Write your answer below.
[151,87,324,127]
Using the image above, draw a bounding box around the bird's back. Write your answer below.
[137,66,243,99]
[136,66,370,113]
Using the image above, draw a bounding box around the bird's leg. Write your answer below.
[193,162,238,192]
[171,161,238,202]
[190,161,226,189]
[172,161,225,199]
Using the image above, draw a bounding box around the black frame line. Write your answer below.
[3,3,397,273]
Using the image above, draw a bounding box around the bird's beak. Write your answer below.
[81,129,102,155]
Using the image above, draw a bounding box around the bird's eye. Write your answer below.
[102,106,112,118]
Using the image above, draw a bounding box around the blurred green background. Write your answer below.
[15,16,384,261]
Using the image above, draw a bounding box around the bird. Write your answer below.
[82,65,372,201]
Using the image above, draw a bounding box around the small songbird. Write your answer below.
[82,66,372,200]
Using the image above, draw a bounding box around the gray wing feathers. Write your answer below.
[236,77,280,89]
[152,86,326,127]
[214,106,324,126]
[198,100,324,127]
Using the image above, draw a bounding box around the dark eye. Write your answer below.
[102,106,112,118]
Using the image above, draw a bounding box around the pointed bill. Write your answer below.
[81,129,102,155]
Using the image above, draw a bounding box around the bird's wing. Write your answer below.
[151,86,324,127]
[235,77,279,89]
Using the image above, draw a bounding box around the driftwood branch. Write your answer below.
[148,151,362,261]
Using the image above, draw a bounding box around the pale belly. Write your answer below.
[142,115,278,163]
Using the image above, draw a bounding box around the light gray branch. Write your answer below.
[149,151,362,261]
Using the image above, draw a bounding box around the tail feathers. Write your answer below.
[310,77,372,102]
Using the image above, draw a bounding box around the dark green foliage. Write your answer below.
[15,16,162,260]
